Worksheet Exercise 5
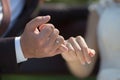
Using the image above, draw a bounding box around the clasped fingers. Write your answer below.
[62,36,96,65]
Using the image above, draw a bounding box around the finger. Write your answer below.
[39,24,54,42]
[76,36,91,64]
[61,42,76,62]
[69,37,86,65]
[65,42,77,59]
[26,15,51,32]
[38,22,55,31]
[66,42,75,53]
[47,28,59,47]
[89,49,96,57]
[54,43,68,55]
[59,44,68,52]
[53,48,64,55]
[51,36,65,53]
[61,42,74,56]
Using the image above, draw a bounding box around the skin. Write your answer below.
[62,36,96,78]
[19,0,120,78]
[61,10,99,78]
[20,15,67,59]
[20,15,96,78]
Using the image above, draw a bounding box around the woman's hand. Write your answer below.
[61,36,95,65]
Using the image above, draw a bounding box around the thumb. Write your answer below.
[26,15,51,31]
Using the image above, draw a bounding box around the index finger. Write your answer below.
[26,15,51,32]
[76,36,91,64]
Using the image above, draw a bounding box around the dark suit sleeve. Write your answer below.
[0,37,18,73]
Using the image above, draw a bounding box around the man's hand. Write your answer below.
[61,36,95,65]
[20,16,67,58]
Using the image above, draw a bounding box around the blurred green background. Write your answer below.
[45,0,98,5]
[2,74,96,80]
[46,0,88,5]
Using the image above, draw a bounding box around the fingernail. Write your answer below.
[89,49,96,57]
[87,61,91,64]
[89,53,94,57]
[43,15,51,20]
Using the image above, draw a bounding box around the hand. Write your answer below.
[20,15,67,58]
[61,36,95,65]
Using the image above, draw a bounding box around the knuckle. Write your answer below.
[45,24,55,30]
[49,24,55,29]
[69,37,74,42]
[76,48,81,53]
[69,48,74,53]
[45,27,52,33]
[60,36,64,40]
[52,29,59,38]
[77,36,84,41]
[54,29,59,35]
[58,36,64,44]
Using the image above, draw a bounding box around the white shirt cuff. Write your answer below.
[15,37,27,63]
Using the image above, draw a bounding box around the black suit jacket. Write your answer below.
[0,38,17,73]
[0,0,40,73]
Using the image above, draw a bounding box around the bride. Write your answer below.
[63,0,120,80]
[88,0,120,80]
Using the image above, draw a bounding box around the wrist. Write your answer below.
[20,35,30,58]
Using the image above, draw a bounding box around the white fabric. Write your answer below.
[88,2,105,16]
[97,69,120,80]
[15,37,27,63]
[89,0,115,16]
[96,0,120,80]
[0,2,3,24]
